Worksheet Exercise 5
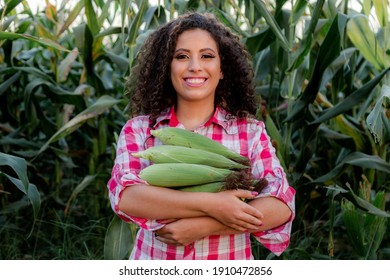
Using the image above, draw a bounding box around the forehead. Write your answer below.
[175,28,218,50]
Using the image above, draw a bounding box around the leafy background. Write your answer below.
[0,0,389,260]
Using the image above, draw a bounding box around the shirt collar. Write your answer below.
[153,106,238,134]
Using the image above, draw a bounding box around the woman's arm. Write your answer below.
[248,196,292,229]
[118,184,264,231]
[154,196,291,246]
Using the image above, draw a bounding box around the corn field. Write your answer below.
[0,0,389,260]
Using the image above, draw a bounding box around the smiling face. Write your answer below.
[170,28,223,106]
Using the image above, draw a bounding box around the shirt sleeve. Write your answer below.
[106,118,164,231]
[247,120,296,256]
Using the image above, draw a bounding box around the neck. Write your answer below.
[175,101,215,130]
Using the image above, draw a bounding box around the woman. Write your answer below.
[107,12,295,260]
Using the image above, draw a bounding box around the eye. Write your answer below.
[174,54,189,60]
[202,54,216,59]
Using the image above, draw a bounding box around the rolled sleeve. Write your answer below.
[248,121,296,255]
[107,117,164,231]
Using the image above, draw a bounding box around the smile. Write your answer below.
[184,78,207,85]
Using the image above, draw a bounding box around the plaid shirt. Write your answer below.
[107,106,295,260]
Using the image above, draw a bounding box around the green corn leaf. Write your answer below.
[365,192,388,258]
[341,191,388,259]
[310,67,390,125]
[264,112,287,171]
[2,175,41,222]
[35,95,121,157]
[0,0,24,16]
[372,0,388,28]
[291,0,309,25]
[22,78,85,110]
[44,1,58,24]
[328,185,390,218]
[126,0,148,66]
[252,0,290,52]
[0,152,29,191]
[0,153,41,225]
[293,123,321,173]
[98,118,108,155]
[104,215,134,260]
[0,31,71,52]
[58,0,84,36]
[0,71,20,96]
[319,47,357,91]
[126,0,148,46]
[213,9,248,37]
[343,152,390,172]
[333,115,366,151]
[65,175,97,217]
[57,48,79,82]
[347,14,388,70]
[287,0,326,72]
[366,85,390,143]
[318,124,355,149]
[97,0,114,27]
[341,200,366,256]
[7,66,54,81]
[73,24,94,74]
[244,2,288,55]
[312,152,390,185]
[85,0,100,36]
[142,5,162,31]
[285,13,344,122]
[120,0,132,45]
[105,50,129,72]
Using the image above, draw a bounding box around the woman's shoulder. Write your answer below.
[235,114,265,130]
[217,107,265,133]
[121,115,153,133]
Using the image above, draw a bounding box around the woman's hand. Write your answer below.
[155,216,258,246]
[154,218,205,246]
[202,189,264,232]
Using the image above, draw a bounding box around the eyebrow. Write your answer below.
[174,47,217,53]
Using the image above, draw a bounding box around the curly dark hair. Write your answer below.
[125,12,257,121]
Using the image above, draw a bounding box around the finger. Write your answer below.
[156,218,178,224]
[156,235,177,245]
[155,233,184,246]
[233,189,259,200]
[228,221,260,232]
[232,209,263,228]
[242,203,264,219]
[237,218,263,231]
[229,217,261,231]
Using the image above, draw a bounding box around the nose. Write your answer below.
[188,57,201,72]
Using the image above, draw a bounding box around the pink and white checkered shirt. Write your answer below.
[107,106,295,260]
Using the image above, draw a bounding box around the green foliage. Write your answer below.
[341,183,388,259]
[0,0,389,260]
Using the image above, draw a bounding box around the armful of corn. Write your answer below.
[132,127,268,195]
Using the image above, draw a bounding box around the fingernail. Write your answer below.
[251,191,258,196]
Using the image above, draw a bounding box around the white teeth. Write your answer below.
[186,78,206,84]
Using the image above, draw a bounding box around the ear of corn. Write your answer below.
[139,163,235,187]
[177,182,224,193]
[150,127,250,166]
[132,145,248,169]
[137,127,267,194]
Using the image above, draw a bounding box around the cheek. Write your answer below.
[170,66,182,90]
[214,63,222,78]
[170,63,182,79]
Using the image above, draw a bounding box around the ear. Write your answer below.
[220,71,224,80]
